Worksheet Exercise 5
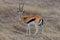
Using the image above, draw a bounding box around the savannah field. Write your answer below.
[0,0,60,40]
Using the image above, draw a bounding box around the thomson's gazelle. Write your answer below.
[18,0,44,35]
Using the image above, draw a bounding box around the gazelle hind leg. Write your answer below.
[40,19,44,32]
[41,25,44,32]
[34,24,38,35]
[28,24,31,35]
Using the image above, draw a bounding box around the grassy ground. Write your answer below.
[0,0,60,40]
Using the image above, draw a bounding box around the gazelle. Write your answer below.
[17,0,44,35]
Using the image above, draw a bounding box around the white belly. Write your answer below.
[28,21,35,25]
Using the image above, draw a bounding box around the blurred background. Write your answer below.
[0,0,60,40]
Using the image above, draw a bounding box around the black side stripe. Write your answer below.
[27,18,35,23]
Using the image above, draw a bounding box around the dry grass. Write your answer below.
[0,0,60,40]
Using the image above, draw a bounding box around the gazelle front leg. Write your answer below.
[26,25,29,35]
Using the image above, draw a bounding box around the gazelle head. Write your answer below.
[17,0,25,22]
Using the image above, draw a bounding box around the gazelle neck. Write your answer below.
[18,12,23,22]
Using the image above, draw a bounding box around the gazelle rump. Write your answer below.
[17,0,44,35]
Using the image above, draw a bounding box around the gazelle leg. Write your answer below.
[40,20,44,32]
[28,24,31,35]
[34,24,38,35]
[41,25,44,32]
[39,19,44,32]
[26,25,29,35]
